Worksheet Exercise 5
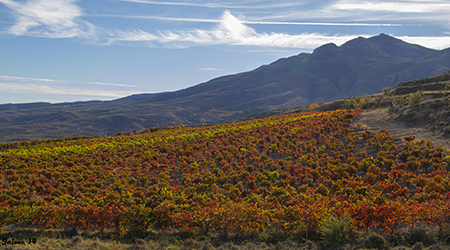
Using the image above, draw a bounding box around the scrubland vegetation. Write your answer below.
[1,109,450,249]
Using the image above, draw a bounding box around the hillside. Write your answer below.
[334,71,450,142]
[1,34,450,143]
[248,71,450,150]
[1,108,450,249]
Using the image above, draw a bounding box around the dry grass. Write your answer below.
[2,232,450,250]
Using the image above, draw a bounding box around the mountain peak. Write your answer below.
[313,34,436,59]
[312,43,338,56]
[370,33,436,58]
[369,33,408,46]
[341,36,370,48]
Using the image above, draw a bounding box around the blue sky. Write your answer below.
[1,0,450,104]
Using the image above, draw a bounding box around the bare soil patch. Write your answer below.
[353,108,450,150]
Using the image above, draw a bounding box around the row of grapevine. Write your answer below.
[0,108,449,236]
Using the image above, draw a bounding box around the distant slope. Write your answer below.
[1,33,450,142]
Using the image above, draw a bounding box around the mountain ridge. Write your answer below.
[1,33,450,142]
[144,34,441,108]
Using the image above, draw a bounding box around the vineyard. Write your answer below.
[0,109,450,239]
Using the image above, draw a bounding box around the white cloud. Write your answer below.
[0,75,57,83]
[1,1,449,50]
[92,14,222,24]
[330,0,450,13]
[103,11,450,50]
[105,11,365,49]
[0,0,96,38]
[0,82,139,98]
[0,75,138,87]
[117,0,305,9]
[0,74,142,101]
[257,1,449,25]
[0,74,143,102]
[243,20,401,27]
[94,13,403,27]
[118,0,221,8]
[104,29,158,44]
[398,36,450,50]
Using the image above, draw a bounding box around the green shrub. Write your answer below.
[200,240,214,250]
[385,231,406,247]
[268,171,280,182]
[408,90,424,105]
[445,155,450,166]
[437,226,450,243]
[363,233,387,250]
[383,87,391,95]
[183,238,200,249]
[262,230,292,245]
[309,103,319,111]
[319,214,354,244]
[406,227,436,246]
[346,95,369,109]
[394,96,406,107]
[315,184,330,196]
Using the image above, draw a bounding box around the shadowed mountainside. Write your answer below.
[1,33,450,142]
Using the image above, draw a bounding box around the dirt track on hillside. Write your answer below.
[352,109,450,150]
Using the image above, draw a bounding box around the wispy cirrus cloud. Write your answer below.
[118,0,225,8]
[0,74,140,99]
[117,0,305,9]
[116,0,450,24]
[0,75,138,87]
[95,13,403,27]
[103,10,450,50]
[0,0,97,38]
[1,0,449,51]
[103,11,377,48]
[0,82,138,98]
[319,0,450,25]
[330,0,450,13]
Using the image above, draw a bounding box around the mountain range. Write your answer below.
[1,33,450,143]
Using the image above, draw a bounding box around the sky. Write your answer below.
[1,0,450,104]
